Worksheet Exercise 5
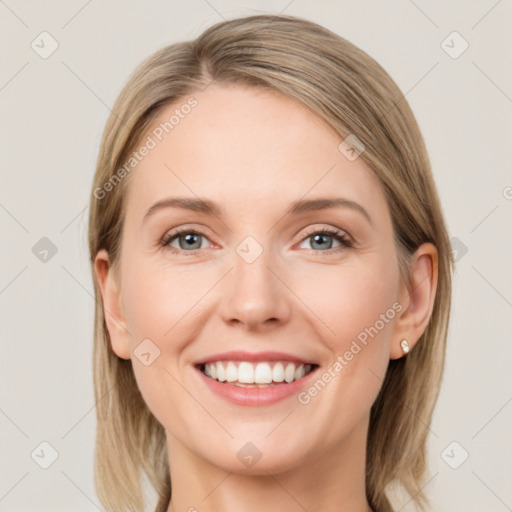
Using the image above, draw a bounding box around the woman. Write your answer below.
[88,14,453,512]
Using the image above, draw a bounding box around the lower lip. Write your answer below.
[195,365,318,406]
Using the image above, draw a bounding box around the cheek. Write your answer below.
[291,263,399,438]
[119,259,212,420]
[121,266,195,429]
[292,254,400,409]
[296,256,399,350]
[121,258,201,342]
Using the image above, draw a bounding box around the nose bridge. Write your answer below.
[220,234,290,328]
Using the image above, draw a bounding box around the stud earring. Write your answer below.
[400,339,410,354]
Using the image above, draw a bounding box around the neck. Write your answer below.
[165,417,373,512]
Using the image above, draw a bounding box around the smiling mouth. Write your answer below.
[197,360,318,387]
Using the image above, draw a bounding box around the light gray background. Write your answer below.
[1,1,511,511]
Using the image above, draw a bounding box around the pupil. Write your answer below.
[181,234,200,249]
[312,234,331,250]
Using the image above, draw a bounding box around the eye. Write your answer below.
[297,227,353,253]
[160,226,354,256]
[160,227,211,254]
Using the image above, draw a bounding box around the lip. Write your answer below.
[194,350,318,366]
[194,360,319,407]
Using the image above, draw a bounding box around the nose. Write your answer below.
[219,244,292,331]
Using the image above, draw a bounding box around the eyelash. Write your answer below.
[160,226,354,256]
[300,227,354,254]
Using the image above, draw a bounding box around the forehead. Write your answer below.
[124,83,387,222]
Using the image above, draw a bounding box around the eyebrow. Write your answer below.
[143,196,373,225]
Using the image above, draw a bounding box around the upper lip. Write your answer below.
[194,350,318,366]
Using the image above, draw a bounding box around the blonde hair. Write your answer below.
[88,14,454,512]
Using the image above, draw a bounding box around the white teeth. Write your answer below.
[294,364,306,380]
[284,363,295,383]
[201,361,313,384]
[254,362,273,384]
[272,362,285,382]
[238,362,255,383]
[216,362,226,382]
[226,362,238,382]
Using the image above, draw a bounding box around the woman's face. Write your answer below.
[96,83,420,474]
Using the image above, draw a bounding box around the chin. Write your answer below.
[201,437,313,476]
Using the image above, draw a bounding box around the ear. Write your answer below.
[390,242,439,360]
[94,249,131,360]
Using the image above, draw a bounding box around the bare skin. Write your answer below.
[94,83,438,512]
